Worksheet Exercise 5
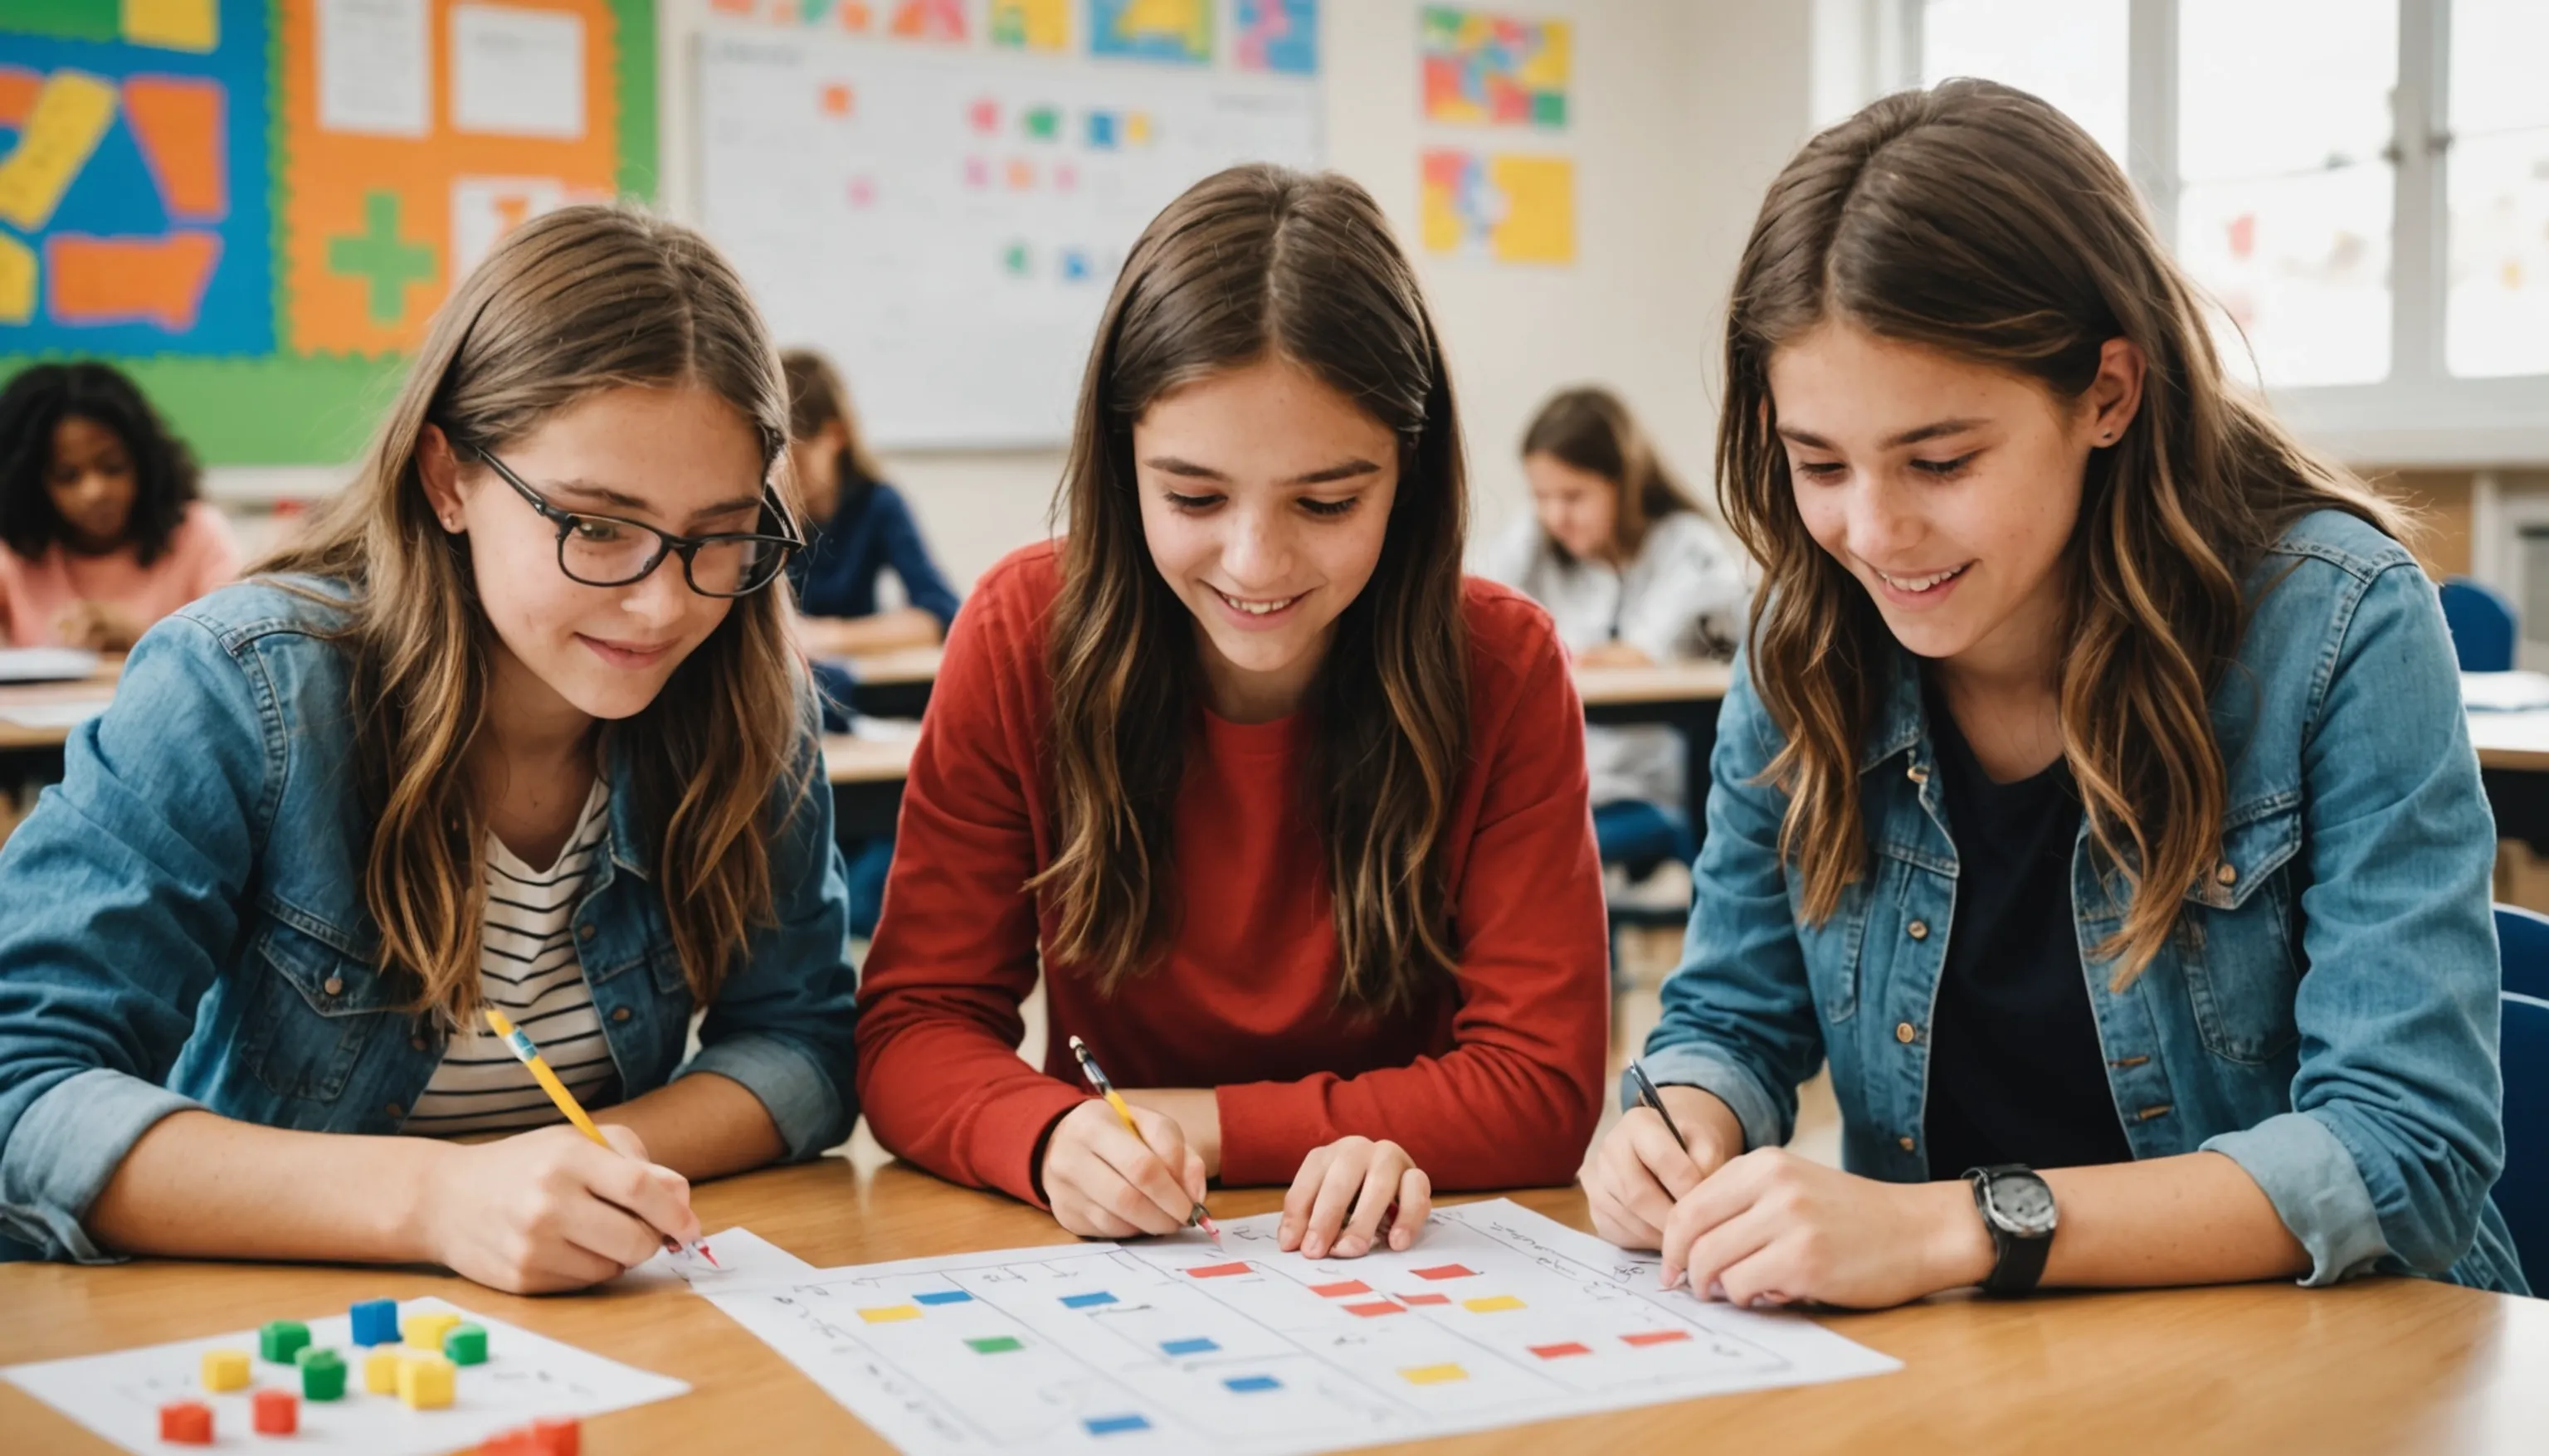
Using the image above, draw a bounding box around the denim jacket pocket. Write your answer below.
[2177,796,2305,1064]
[235,912,398,1102]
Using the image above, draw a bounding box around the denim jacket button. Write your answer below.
[1907,919,1929,940]
[578,923,597,942]
[410,1035,426,1052]
[1907,763,1928,785]
[611,1006,631,1023]
[385,1103,403,1120]
[1895,1021,1918,1044]
[2215,861,2238,886]
[322,976,344,996]
[1898,1135,1916,1152]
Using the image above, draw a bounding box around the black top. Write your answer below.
[1919,681,2134,1176]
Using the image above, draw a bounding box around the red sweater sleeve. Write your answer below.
[1213,601,1610,1190]
[852,555,1084,1205]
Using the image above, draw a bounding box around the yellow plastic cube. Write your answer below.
[397,1352,455,1410]
[363,1349,404,1395]
[402,1312,462,1355]
[201,1347,251,1391]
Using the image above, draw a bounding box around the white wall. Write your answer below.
[214,3,1818,587]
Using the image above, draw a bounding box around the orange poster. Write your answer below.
[280,0,621,355]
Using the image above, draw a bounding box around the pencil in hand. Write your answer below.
[1066,1035,1221,1246]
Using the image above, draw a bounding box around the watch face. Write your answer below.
[1988,1173,2058,1234]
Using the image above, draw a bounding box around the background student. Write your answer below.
[781,348,963,656]
[1586,81,2526,1304]
[855,165,1610,1260]
[1480,386,1751,878]
[0,362,240,650]
[0,207,860,1291]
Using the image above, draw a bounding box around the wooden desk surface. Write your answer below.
[1570,658,1733,708]
[2469,710,2549,772]
[2,1163,2540,1455]
[821,733,917,784]
[0,660,120,751]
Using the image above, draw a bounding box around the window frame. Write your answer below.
[1846,0,2549,467]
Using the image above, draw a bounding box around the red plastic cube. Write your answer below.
[252,1387,299,1434]
[158,1400,212,1444]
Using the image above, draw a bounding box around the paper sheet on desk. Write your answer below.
[619,1226,816,1290]
[0,646,100,684]
[0,699,107,729]
[2462,670,2549,712]
[688,1198,1900,1456]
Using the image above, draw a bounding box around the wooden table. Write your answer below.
[0,659,120,753]
[822,733,915,841]
[2471,713,2549,855]
[3,1165,2541,1454]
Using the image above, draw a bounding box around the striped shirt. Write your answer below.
[404,781,620,1136]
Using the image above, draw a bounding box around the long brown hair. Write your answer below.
[1718,80,2405,986]
[1520,385,1701,559]
[778,348,885,501]
[262,205,807,1024]
[1032,164,1470,1015]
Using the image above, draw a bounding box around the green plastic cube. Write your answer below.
[443,1323,489,1366]
[259,1320,310,1365]
[296,1346,348,1401]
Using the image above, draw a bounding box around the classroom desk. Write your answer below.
[1573,659,1733,840]
[2,1162,2541,1455]
[2471,711,2549,855]
[822,732,916,841]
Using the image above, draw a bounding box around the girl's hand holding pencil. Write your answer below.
[402,1009,709,1294]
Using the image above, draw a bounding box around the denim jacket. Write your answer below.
[0,578,861,1262]
[1642,510,2527,1295]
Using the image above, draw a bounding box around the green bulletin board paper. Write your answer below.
[0,0,659,469]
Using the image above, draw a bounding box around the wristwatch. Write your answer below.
[1965,1164,2057,1296]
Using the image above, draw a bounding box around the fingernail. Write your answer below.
[1304,1237,1324,1258]
[1338,1237,1365,1257]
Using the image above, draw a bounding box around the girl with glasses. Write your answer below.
[0,207,860,1293]
[855,166,1609,1259]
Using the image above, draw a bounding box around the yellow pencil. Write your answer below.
[1066,1035,1221,1244]
[482,1007,719,1268]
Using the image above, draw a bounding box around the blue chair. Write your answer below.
[2440,577,2517,673]
[2498,991,2548,1290]
[2496,905,2549,1002]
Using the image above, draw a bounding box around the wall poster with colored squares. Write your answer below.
[695,1199,1898,1454]
[693,11,1319,449]
[0,0,657,465]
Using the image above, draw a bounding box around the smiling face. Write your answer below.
[46,415,140,553]
[1133,354,1400,723]
[1523,450,1620,563]
[421,384,771,727]
[1771,321,2137,685]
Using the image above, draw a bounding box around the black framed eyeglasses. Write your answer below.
[468,446,801,599]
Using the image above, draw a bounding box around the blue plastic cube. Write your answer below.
[348,1298,400,1347]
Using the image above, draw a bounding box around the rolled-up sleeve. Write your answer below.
[678,692,860,1159]
[2206,559,2505,1283]
[0,614,271,1260]
[1640,645,1825,1151]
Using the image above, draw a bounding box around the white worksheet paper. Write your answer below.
[2,1295,687,1455]
[316,0,430,137]
[695,1199,1902,1455]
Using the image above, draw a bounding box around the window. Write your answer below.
[1879,0,2549,461]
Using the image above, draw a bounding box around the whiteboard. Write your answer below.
[694,32,1322,450]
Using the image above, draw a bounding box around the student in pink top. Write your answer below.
[0,363,240,650]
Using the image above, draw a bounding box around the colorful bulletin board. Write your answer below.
[1416,7,1572,267]
[0,0,656,465]
[1420,148,1572,265]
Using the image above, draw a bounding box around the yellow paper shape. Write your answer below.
[124,0,218,51]
[402,1312,462,1352]
[1125,111,1153,145]
[1400,1362,1469,1385]
[0,236,35,325]
[0,72,119,233]
[363,1350,404,1394]
[1461,1294,1525,1313]
[859,1304,923,1323]
[1489,154,1575,265]
[991,0,1066,50]
[397,1352,455,1410]
[201,1348,251,1391]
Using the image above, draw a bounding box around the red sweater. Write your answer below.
[854,543,1608,1203]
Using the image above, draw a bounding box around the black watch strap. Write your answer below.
[1967,1164,2054,1297]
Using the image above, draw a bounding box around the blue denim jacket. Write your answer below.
[0,579,861,1262]
[1643,510,2527,1295]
